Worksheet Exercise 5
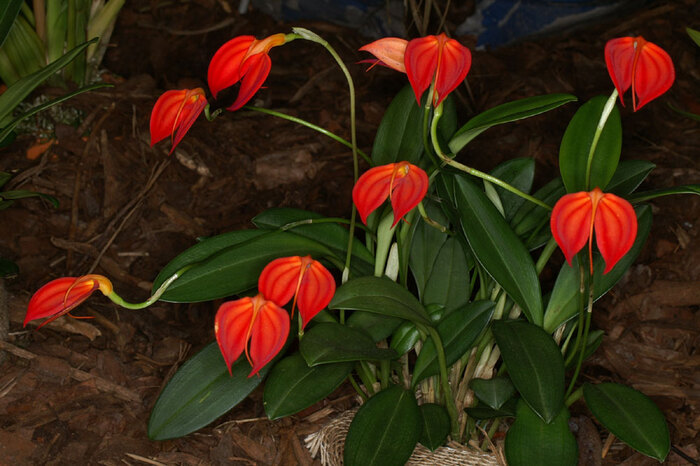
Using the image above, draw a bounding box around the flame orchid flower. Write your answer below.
[214,294,289,377]
[360,33,471,107]
[150,88,207,154]
[605,36,675,111]
[353,162,429,227]
[208,33,287,111]
[258,256,336,330]
[25,275,113,328]
[550,188,638,275]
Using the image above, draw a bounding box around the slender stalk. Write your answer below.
[565,386,583,407]
[535,237,558,275]
[107,266,191,310]
[564,260,587,367]
[348,373,369,401]
[425,325,460,438]
[430,103,552,211]
[585,89,618,189]
[565,270,595,398]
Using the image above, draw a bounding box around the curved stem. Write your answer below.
[564,260,587,367]
[565,385,583,407]
[565,269,594,398]
[425,325,460,438]
[430,103,552,211]
[107,265,192,310]
[584,89,618,189]
[535,237,558,275]
[245,106,371,165]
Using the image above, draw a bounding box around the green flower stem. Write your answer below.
[278,216,370,234]
[356,361,377,396]
[430,103,552,212]
[204,105,222,121]
[417,201,452,234]
[348,373,369,401]
[564,260,587,367]
[290,27,360,285]
[535,237,558,275]
[244,106,372,165]
[565,268,595,399]
[422,324,460,438]
[585,89,618,189]
[565,386,583,407]
[107,266,191,310]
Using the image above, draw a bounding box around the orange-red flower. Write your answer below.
[550,188,637,274]
[215,294,289,377]
[258,256,335,330]
[352,162,429,227]
[360,33,471,107]
[150,88,207,154]
[605,36,675,111]
[208,33,287,111]
[25,275,113,328]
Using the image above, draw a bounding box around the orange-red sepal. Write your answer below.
[207,33,286,111]
[352,162,429,227]
[359,37,408,73]
[25,275,113,328]
[150,88,207,154]
[604,36,675,111]
[214,294,289,377]
[405,33,471,107]
[258,256,336,329]
[550,188,637,274]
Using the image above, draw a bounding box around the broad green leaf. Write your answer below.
[606,160,655,196]
[584,383,670,461]
[419,404,450,451]
[0,189,59,208]
[263,353,352,419]
[511,177,565,249]
[0,38,97,125]
[409,202,450,298]
[492,320,565,423]
[300,322,397,366]
[330,276,432,326]
[559,95,622,192]
[413,301,495,385]
[347,311,403,342]
[422,237,470,313]
[505,400,577,466]
[371,85,424,165]
[148,342,271,440]
[688,27,700,47]
[449,94,577,154]
[564,329,603,368]
[153,231,337,303]
[466,397,517,420]
[543,205,652,333]
[470,376,516,410]
[628,185,700,203]
[490,158,535,223]
[344,385,421,466]
[389,321,421,355]
[0,0,22,48]
[453,175,543,324]
[0,171,11,188]
[252,207,374,268]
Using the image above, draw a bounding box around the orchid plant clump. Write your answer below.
[24,25,698,465]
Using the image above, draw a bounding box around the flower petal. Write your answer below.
[215,297,256,374]
[633,39,675,111]
[389,163,429,226]
[550,191,593,266]
[405,35,440,105]
[605,37,636,107]
[296,260,336,329]
[226,52,272,111]
[247,299,289,376]
[352,164,395,224]
[258,256,302,306]
[594,193,637,274]
[433,35,471,107]
[359,37,408,73]
[150,89,188,146]
[207,35,256,98]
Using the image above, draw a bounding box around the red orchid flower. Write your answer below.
[352,162,429,227]
[215,294,289,377]
[550,188,637,274]
[150,88,207,154]
[25,275,113,328]
[360,33,471,107]
[605,36,675,111]
[258,256,336,330]
[208,33,287,111]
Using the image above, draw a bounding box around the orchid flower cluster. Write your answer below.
[24,27,692,465]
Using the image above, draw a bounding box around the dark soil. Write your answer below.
[0,1,698,464]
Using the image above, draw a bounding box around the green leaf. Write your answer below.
[0,0,22,48]
[347,311,403,342]
[449,94,577,154]
[330,276,432,326]
[371,85,424,165]
[688,27,700,47]
[492,320,565,423]
[344,385,421,466]
[0,189,59,208]
[606,160,656,196]
[453,175,543,324]
[584,383,670,461]
[0,38,97,125]
[511,177,565,249]
[389,321,421,355]
[419,404,450,451]
[252,207,374,269]
[490,158,535,223]
[148,342,271,440]
[413,301,495,385]
[299,322,397,366]
[466,398,517,420]
[559,95,622,192]
[543,205,652,333]
[422,237,470,313]
[153,230,337,303]
[263,353,353,419]
[470,376,516,410]
[505,400,577,466]
[628,185,700,203]
[409,202,450,299]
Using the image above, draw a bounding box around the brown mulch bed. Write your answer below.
[0,1,697,464]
